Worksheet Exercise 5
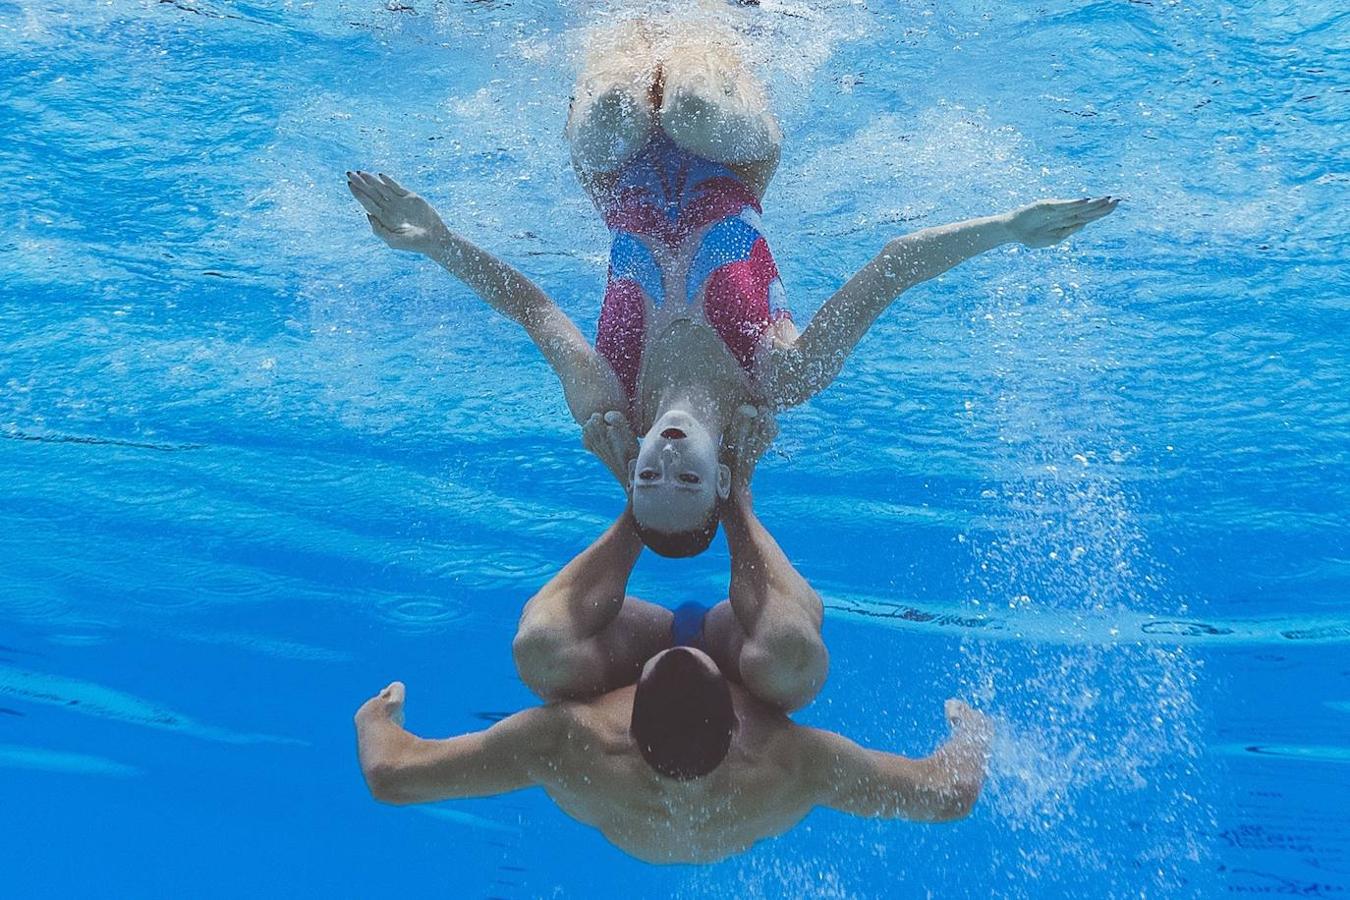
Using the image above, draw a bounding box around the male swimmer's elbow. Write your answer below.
[739,630,828,712]
[363,762,415,805]
[512,625,586,699]
[932,781,981,822]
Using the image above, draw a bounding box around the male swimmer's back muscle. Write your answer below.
[531,685,817,865]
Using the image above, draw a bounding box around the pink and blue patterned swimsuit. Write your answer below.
[595,133,791,403]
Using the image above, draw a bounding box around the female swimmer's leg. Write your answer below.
[657,26,780,190]
[567,20,659,179]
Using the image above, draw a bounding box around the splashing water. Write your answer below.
[958,269,1212,895]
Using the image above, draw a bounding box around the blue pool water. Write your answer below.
[2,0,1347,896]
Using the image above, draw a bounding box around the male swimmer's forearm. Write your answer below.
[363,731,530,804]
[357,720,421,803]
[835,756,967,822]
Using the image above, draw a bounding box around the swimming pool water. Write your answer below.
[1,0,1347,896]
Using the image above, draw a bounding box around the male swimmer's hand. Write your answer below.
[728,403,778,492]
[943,699,993,754]
[355,681,407,729]
[347,172,448,255]
[1005,197,1120,249]
[932,699,993,816]
[355,682,413,802]
[582,410,638,489]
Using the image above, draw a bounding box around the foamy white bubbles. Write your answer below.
[958,271,1211,895]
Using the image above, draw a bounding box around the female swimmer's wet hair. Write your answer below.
[630,648,735,780]
[632,504,722,558]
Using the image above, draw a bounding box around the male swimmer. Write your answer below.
[356,414,993,863]
[347,19,1119,556]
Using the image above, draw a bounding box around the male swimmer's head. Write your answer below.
[630,647,735,780]
[628,408,730,558]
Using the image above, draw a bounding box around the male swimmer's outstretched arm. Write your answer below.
[765,197,1121,407]
[354,681,558,804]
[804,700,993,822]
[347,172,633,482]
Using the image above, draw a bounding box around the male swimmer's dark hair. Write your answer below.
[633,503,722,558]
[630,648,735,781]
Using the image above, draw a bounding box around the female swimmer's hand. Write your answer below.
[728,403,778,493]
[583,410,639,490]
[347,171,449,255]
[1005,196,1120,249]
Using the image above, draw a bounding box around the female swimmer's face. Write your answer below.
[629,410,730,533]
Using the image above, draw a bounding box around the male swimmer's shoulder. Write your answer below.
[549,690,634,746]
[729,684,792,726]
[774,724,859,804]
[727,690,801,759]
[495,705,568,768]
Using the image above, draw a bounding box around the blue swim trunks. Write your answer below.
[670,601,710,651]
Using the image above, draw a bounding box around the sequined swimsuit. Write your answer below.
[595,133,790,403]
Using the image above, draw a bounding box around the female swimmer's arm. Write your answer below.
[347,172,628,431]
[764,197,1120,408]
